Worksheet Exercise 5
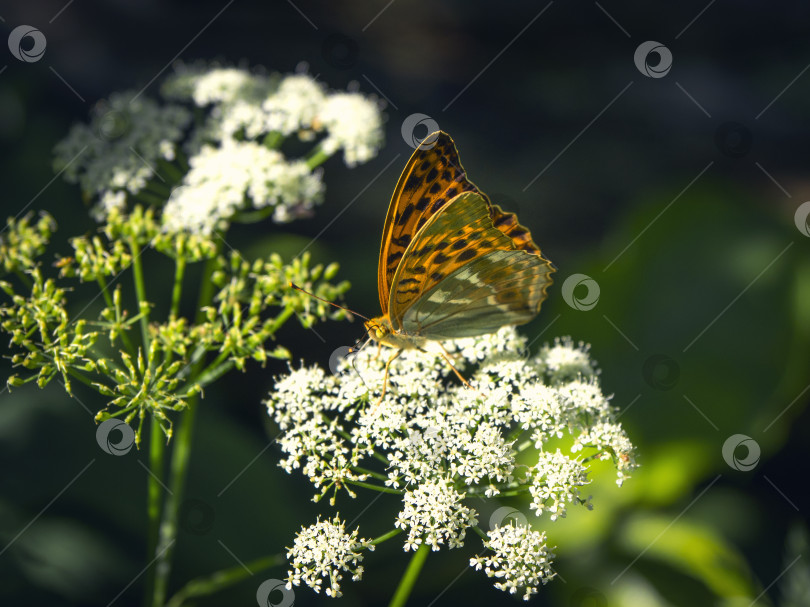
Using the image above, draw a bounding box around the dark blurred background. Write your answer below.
[1,1,809,606]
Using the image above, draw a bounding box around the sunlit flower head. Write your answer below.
[161,140,324,234]
[317,92,385,167]
[470,523,555,601]
[285,515,374,598]
[266,327,637,599]
[55,64,385,231]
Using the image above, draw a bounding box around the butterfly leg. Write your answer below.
[436,343,479,394]
[372,348,402,410]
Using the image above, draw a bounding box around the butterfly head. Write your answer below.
[364,316,392,342]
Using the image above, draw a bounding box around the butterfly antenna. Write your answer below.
[288,282,372,322]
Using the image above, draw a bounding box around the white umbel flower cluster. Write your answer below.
[528,449,591,520]
[261,74,327,136]
[161,141,323,234]
[470,523,555,601]
[266,327,637,600]
[53,91,191,202]
[395,478,477,551]
[163,65,383,167]
[285,515,374,598]
[317,93,385,167]
[54,64,384,234]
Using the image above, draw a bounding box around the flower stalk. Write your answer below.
[389,543,430,607]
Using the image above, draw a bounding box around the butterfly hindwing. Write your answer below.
[490,205,542,256]
[402,249,553,338]
[388,191,554,337]
[377,132,483,314]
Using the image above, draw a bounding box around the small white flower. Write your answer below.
[574,421,636,485]
[528,449,591,520]
[263,74,327,135]
[451,422,515,490]
[286,516,374,598]
[186,67,261,106]
[538,337,597,383]
[94,190,127,222]
[395,478,477,551]
[317,93,384,167]
[470,523,556,601]
[161,140,324,234]
[53,91,191,216]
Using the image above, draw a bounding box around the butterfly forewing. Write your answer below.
[387,191,554,337]
[377,132,483,313]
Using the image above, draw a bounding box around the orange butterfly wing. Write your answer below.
[388,192,554,337]
[377,132,482,314]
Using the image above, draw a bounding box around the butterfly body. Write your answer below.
[370,132,554,350]
[365,317,426,350]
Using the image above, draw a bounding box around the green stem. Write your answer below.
[128,237,151,354]
[189,350,229,385]
[170,257,186,320]
[96,276,115,310]
[149,254,219,607]
[388,543,430,607]
[232,207,274,224]
[150,402,196,606]
[371,528,402,546]
[142,418,166,607]
[165,554,284,607]
[305,143,331,170]
[13,268,33,290]
[268,306,295,334]
[65,367,100,390]
[346,480,403,495]
[96,277,136,356]
[191,359,234,391]
[352,466,389,482]
[262,131,283,149]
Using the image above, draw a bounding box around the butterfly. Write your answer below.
[363,131,555,390]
